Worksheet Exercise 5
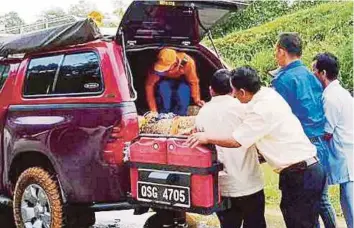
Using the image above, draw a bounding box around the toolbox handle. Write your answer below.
[138,134,188,139]
[133,137,166,147]
[132,134,217,153]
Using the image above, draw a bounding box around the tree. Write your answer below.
[69,0,98,18]
[112,0,127,19]
[40,7,67,20]
[4,11,25,28]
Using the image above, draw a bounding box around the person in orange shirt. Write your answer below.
[145,48,205,116]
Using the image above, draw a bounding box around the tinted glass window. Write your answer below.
[0,64,10,91]
[54,52,102,94]
[24,55,62,95]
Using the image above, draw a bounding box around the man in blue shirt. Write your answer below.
[272,33,336,228]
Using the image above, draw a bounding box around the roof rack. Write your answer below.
[0,19,102,57]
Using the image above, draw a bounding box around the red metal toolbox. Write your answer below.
[166,138,213,168]
[129,136,167,164]
[128,135,224,214]
[167,138,218,208]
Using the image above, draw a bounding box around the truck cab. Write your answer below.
[0,1,247,227]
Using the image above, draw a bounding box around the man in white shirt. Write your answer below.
[312,52,353,228]
[187,66,326,228]
[195,69,265,228]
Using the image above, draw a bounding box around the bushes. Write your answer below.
[212,0,323,39]
[208,2,353,92]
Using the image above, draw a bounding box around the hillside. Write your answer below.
[210,2,353,92]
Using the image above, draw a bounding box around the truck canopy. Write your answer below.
[0,19,102,57]
[117,0,248,45]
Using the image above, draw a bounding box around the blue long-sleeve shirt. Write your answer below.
[272,60,326,138]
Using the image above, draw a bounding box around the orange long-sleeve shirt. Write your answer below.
[145,52,200,112]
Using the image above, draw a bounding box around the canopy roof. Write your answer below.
[0,19,102,57]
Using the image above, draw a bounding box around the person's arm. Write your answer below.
[323,96,340,135]
[184,58,201,104]
[145,72,160,112]
[187,132,241,148]
[195,108,205,132]
[187,110,271,149]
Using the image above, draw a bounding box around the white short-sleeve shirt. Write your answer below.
[196,95,264,197]
[323,80,353,181]
[232,87,316,172]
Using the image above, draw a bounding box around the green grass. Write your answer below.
[206,2,353,92]
[262,164,342,217]
[209,1,350,218]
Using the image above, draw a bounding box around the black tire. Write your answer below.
[144,210,189,228]
[144,213,164,228]
[0,203,16,228]
[13,167,95,228]
[65,207,96,228]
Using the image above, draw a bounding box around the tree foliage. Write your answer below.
[69,0,98,18]
[212,0,324,38]
[39,7,67,20]
[208,2,353,92]
[112,0,126,19]
[4,11,25,28]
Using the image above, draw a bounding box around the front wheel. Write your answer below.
[13,167,64,228]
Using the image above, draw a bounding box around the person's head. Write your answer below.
[312,52,340,88]
[209,69,232,96]
[230,66,261,103]
[154,48,178,73]
[275,32,302,67]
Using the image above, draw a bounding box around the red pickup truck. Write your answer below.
[0,1,246,227]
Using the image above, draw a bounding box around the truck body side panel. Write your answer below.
[0,62,20,194]
[4,102,136,203]
[1,41,137,203]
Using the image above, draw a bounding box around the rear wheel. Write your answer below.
[144,210,188,228]
[12,167,95,228]
[13,167,63,228]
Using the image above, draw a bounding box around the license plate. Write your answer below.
[137,181,191,208]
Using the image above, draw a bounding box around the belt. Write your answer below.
[282,156,319,173]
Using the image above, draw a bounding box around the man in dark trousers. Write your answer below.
[187,66,326,228]
[195,69,265,228]
[272,33,336,228]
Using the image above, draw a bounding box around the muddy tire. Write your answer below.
[13,167,64,228]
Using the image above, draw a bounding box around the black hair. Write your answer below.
[210,69,232,95]
[277,32,303,57]
[313,52,340,81]
[230,66,261,94]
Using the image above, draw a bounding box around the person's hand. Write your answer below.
[186,132,208,148]
[324,133,333,141]
[196,100,205,107]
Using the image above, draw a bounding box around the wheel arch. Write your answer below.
[9,151,57,189]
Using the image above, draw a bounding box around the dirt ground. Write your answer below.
[93,208,347,228]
